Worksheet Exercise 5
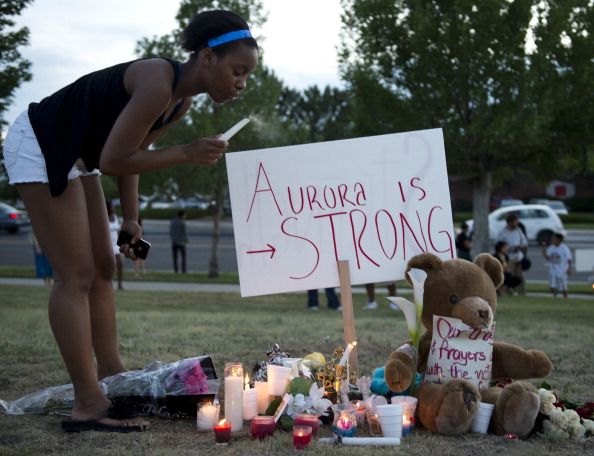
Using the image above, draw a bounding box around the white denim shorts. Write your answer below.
[3,110,100,186]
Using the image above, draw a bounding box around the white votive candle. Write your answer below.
[255,381,270,414]
[197,402,219,431]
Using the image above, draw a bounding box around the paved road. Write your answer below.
[1,220,592,283]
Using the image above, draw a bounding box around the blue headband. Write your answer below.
[207,29,253,48]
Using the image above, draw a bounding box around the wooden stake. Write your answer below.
[338,260,357,373]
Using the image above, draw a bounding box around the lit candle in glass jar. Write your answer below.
[293,425,313,449]
[402,413,413,435]
[351,400,367,427]
[294,413,320,436]
[250,415,276,439]
[213,419,231,444]
[224,363,244,432]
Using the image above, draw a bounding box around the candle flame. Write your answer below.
[218,419,226,426]
[244,373,250,390]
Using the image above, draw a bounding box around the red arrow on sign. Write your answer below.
[246,244,276,259]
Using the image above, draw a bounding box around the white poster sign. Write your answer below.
[226,128,454,297]
[425,316,495,389]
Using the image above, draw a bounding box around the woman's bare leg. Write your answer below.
[79,175,126,379]
[17,180,111,420]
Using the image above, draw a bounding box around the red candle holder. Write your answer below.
[292,425,313,450]
[214,419,232,445]
[250,416,276,439]
[294,413,320,436]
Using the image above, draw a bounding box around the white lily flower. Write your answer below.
[309,383,332,415]
[386,268,427,351]
[408,267,427,324]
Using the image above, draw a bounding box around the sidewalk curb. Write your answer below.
[0,277,591,300]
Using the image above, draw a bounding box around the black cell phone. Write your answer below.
[116,230,151,260]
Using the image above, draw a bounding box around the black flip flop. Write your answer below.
[62,418,147,433]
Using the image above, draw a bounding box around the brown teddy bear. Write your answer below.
[384,253,553,437]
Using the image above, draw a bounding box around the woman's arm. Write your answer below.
[98,59,226,175]
[116,95,193,246]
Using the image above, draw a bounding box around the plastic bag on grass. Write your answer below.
[0,356,219,418]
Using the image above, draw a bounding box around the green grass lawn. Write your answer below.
[0,285,593,455]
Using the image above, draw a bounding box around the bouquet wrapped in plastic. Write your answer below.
[0,356,219,418]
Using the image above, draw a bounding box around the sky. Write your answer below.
[4,0,343,128]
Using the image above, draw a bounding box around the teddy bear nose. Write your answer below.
[478,310,490,319]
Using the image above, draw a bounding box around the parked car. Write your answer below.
[149,198,174,209]
[529,198,569,215]
[489,197,524,211]
[499,198,524,207]
[171,195,215,210]
[465,204,566,244]
[0,202,31,234]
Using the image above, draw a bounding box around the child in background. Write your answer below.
[492,241,523,296]
[541,233,572,298]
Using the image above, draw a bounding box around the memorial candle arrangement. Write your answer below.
[224,362,244,432]
[242,374,258,420]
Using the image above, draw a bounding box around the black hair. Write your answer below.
[495,241,508,253]
[506,213,519,223]
[553,233,564,242]
[181,10,258,57]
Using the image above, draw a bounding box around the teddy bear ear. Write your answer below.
[406,253,444,279]
[474,253,504,288]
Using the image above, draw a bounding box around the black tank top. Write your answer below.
[28,58,183,196]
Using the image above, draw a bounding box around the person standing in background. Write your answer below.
[541,233,572,298]
[362,282,398,310]
[170,210,188,273]
[32,230,53,286]
[455,222,472,261]
[106,199,124,290]
[496,213,527,295]
[307,288,341,311]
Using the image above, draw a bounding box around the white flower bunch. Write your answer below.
[538,388,594,440]
[286,383,332,418]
